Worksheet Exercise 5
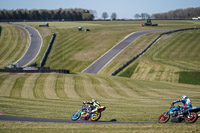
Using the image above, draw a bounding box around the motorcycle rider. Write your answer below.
[171,95,192,113]
[83,99,100,113]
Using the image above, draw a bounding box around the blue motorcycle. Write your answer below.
[158,105,200,123]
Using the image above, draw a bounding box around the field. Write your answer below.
[0,23,29,68]
[0,21,200,132]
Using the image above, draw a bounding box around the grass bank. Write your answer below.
[0,23,29,68]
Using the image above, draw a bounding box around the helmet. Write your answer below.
[181,95,188,101]
[92,99,97,103]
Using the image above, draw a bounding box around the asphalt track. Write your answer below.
[0,115,154,124]
[82,29,170,74]
[13,24,42,67]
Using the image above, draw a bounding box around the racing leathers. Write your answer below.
[83,100,101,113]
[172,98,192,110]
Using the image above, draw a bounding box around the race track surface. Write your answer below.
[82,29,170,74]
[0,115,153,124]
[14,24,42,67]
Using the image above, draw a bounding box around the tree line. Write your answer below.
[152,7,200,19]
[0,8,94,21]
[134,7,200,20]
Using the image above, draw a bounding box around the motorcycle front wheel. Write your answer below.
[91,112,101,121]
[71,111,81,121]
[158,113,170,123]
[185,112,198,123]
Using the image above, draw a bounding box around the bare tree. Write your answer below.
[111,12,117,20]
[89,10,97,19]
[152,7,200,19]
[102,12,108,20]
[134,13,141,19]
[140,13,150,19]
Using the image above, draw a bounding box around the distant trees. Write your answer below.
[89,10,97,19]
[152,7,200,19]
[111,13,117,20]
[134,13,150,19]
[102,12,109,20]
[0,8,94,21]
[134,13,141,19]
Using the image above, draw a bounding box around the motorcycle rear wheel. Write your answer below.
[158,113,170,123]
[91,112,101,121]
[185,112,198,123]
[72,111,81,121]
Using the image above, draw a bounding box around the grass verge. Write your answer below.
[179,72,200,85]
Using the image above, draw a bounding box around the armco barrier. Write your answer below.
[0,67,69,74]
[111,28,200,76]
[40,32,56,67]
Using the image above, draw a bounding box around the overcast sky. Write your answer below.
[0,0,200,19]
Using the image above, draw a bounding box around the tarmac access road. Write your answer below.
[82,29,170,74]
[0,115,154,124]
[13,24,42,67]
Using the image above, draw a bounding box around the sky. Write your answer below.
[0,0,200,19]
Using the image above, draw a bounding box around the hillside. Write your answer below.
[20,20,200,73]
[113,28,200,84]
[0,21,200,132]
[0,23,29,68]
[0,72,200,122]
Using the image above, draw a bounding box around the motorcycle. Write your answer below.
[71,103,106,121]
[158,104,200,123]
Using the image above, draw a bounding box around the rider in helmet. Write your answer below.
[83,99,101,113]
[172,95,192,111]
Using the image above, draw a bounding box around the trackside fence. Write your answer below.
[0,67,70,74]
[40,32,56,67]
[111,28,200,76]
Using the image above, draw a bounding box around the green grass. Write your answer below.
[0,24,29,68]
[111,27,200,83]
[0,73,200,121]
[151,30,200,71]
[1,21,200,132]
[179,72,200,85]
[119,62,139,78]
[0,121,200,133]
[0,72,200,132]
[20,20,200,72]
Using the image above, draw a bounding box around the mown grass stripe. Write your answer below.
[87,75,111,98]
[55,74,68,99]
[97,77,124,98]
[10,74,27,98]
[0,26,19,64]
[21,73,40,99]
[64,75,80,99]
[0,74,18,97]
[33,74,47,99]
[10,27,29,62]
[0,24,12,56]
[73,74,90,99]
[102,76,132,98]
[43,74,58,99]
[80,74,103,99]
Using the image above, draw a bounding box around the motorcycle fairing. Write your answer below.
[185,107,200,112]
